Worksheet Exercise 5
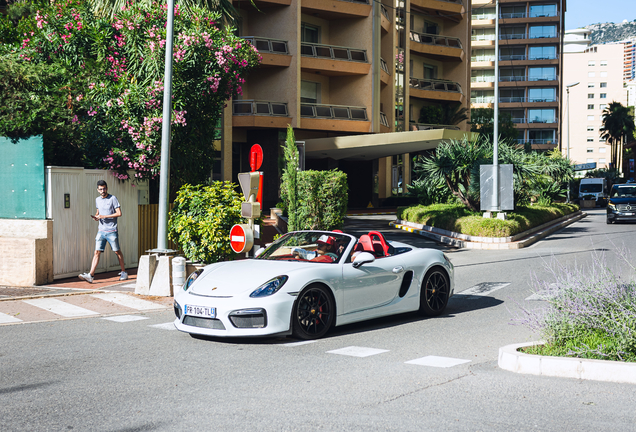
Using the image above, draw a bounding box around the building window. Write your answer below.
[528,108,555,123]
[600,93,607,98]
[600,71,608,77]
[528,87,556,102]
[529,4,557,17]
[599,147,607,153]
[587,138,594,143]
[600,82,607,88]
[588,83,595,88]
[599,158,606,163]
[588,104,594,109]
[300,81,321,103]
[528,66,556,81]
[301,23,320,43]
[588,93,594,98]
[599,137,607,142]
[587,147,594,152]
[588,72,595,77]
[588,60,596,66]
[600,60,608,66]
[529,46,556,60]
[599,104,607,110]
[529,25,557,38]
[587,115,595,121]
[587,126,594,131]
[586,158,594,163]
[423,63,437,79]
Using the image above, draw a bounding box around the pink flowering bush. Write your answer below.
[1,0,260,187]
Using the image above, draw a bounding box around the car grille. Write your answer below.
[183,315,226,330]
[617,203,636,211]
[229,309,267,328]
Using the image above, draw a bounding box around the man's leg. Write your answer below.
[89,250,102,276]
[114,250,125,272]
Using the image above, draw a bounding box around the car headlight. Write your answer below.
[250,275,288,298]
[183,269,204,291]
[608,203,616,210]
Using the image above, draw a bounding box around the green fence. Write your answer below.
[0,136,46,219]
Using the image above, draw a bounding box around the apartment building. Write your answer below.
[470,0,565,150]
[222,0,472,208]
[561,43,627,170]
[624,39,635,81]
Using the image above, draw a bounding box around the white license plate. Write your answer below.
[185,305,216,318]
[623,213,634,216]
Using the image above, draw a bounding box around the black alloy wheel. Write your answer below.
[419,268,450,317]
[292,285,334,340]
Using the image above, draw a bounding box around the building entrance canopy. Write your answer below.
[304,129,474,161]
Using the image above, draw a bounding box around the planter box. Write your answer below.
[580,200,596,208]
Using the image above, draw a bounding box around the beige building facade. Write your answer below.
[561,43,628,171]
[223,0,472,208]
[470,0,566,150]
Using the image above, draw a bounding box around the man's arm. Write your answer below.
[95,207,122,220]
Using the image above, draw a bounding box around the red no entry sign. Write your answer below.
[250,144,263,171]
[229,224,254,253]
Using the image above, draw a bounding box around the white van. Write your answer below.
[579,178,608,206]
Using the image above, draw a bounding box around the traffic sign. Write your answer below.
[229,224,254,253]
[238,172,260,201]
[574,162,597,171]
[250,144,263,171]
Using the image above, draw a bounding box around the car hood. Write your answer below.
[189,259,319,297]
[609,197,636,204]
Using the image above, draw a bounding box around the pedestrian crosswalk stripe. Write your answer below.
[149,322,176,330]
[282,340,318,347]
[405,356,471,368]
[459,282,510,297]
[0,312,22,324]
[326,346,389,357]
[23,298,99,318]
[91,292,164,310]
[102,315,150,323]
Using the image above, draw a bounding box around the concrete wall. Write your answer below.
[0,219,53,286]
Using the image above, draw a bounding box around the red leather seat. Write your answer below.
[357,235,375,254]
[368,231,393,257]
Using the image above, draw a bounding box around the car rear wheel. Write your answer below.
[292,285,334,340]
[419,268,449,317]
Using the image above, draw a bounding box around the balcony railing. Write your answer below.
[471,76,495,83]
[529,12,558,18]
[501,97,558,103]
[380,57,390,75]
[528,55,559,60]
[301,43,367,62]
[380,4,390,21]
[380,111,389,128]
[242,37,288,55]
[528,74,558,81]
[409,31,463,49]
[472,13,496,20]
[530,32,559,39]
[511,117,526,123]
[500,33,527,40]
[471,55,496,62]
[409,122,461,131]
[409,78,463,93]
[499,54,526,61]
[471,35,496,41]
[529,118,558,123]
[500,12,526,19]
[516,139,558,145]
[300,103,368,121]
[500,75,527,82]
[471,96,495,103]
[233,100,289,116]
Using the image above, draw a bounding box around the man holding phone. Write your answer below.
[78,180,127,283]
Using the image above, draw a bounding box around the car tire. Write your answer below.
[292,284,335,340]
[419,267,450,317]
[607,218,613,224]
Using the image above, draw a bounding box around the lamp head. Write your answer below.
[566,81,580,88]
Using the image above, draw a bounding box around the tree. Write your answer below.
[87,0,239,23]
[418,103,468,126]
[281,125,299,231]
[600,101,635,169]
[469,108,519,142]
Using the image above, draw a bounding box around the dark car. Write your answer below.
[607,184,636,224]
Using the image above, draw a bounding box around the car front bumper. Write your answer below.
[607,210,636,222]
[173,290,296,337]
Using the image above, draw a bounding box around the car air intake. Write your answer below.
[229,309,267,328]
[183,316,226,330]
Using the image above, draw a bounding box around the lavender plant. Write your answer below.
[513,248,636,362]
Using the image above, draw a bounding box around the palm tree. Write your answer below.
[600,101,635,170]
[88,0,240,23]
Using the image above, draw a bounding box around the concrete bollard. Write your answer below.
[172,257,186,292]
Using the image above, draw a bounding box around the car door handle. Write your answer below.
[392,266,404,274]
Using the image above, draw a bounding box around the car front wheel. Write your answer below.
[292,285,335,340]
[419,268,450,317]
[607,218,613,224]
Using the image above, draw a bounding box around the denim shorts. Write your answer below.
[95,231,120,252]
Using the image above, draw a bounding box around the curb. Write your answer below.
[347,212,397,216]
[390,211,586,249]
[499,341,636,384]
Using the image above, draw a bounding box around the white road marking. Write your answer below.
[117,283,137,289]
[282,340,318,347]
[0,312,22,324]
[102,315,150,323]
[91,293,165,310]
[459,282,511,297]
[23,298,99,317]
[326,346,389,358]
[149,322,177,330]
[405,356,471,368]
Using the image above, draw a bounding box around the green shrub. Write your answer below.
[295,169,348,230]
[168,182,243,264]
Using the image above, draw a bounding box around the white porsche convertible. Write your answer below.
[173,230,454,340]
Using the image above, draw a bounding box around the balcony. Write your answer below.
[380,57,390,85]
[500,54,526,61]
[471,55,496,62]
[301,0,371,19]
[242,37,291,68]
[471,76,495,83]
[500,33,527,40]
[516,139,558,145]
[409,31,464,61]
[380,4,391,32]
[500,12,526,19]
[471,96,495,103]
[472,13,496,20]
[409,78,464,103]
[380,111,390,130]
[410,0,465,20]
[472,35,496,42]
[232,100,291,128]
[301,43,370,76]
[499,97,558,103]
[300,103,370,133]
[409,122,461,131]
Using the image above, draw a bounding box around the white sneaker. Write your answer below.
[79,272,94,283]
[119,271,128,281]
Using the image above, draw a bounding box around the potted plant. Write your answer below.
[580,194,596,208]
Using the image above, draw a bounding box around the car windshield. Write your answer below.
[580,183,603,193]
[255,232,352,264]
[611,186,636,198]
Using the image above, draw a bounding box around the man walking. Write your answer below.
[79,180,128,283]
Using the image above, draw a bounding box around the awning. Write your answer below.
[303,129,475,161]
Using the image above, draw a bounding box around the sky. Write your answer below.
[565,0,635,29]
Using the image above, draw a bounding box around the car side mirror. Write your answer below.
[352,252,375,269]
[254,247,265,257]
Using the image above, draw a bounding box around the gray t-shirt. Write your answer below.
[96,194,121,233]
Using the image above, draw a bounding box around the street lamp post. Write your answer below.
[566,81,580,203]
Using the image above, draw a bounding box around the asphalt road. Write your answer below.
[2,208,636,431]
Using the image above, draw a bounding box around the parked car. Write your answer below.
[607,184,636,224]
[173,230,454,340]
